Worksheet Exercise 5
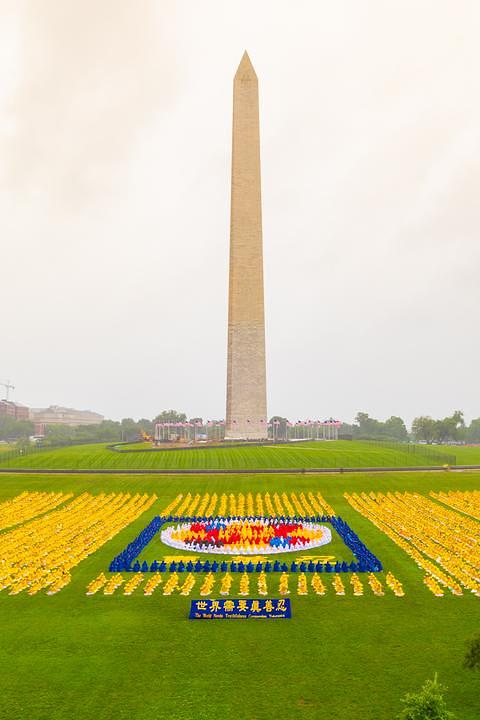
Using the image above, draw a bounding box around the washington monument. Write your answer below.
[225,52,267,440]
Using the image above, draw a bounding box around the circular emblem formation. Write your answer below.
[161,517,332,555]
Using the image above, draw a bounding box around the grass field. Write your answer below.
[0,439,464,471]
[442,444,480,464]
[1,469,479,720]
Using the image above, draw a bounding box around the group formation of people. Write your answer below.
[0,491,71,532]
[160,490,336,521]
[116,556,373,575]
[385,571,405,597]
[109,515,163,572]
[1,491,156,596]
[110,495,381,578]
[424,574,444,596]
[329,516,383,572]
[368,572,384,596]
[430,490,480,522]
[0,484,401,597]
[345,490,479,596]
[160,517,333,555]
[108,488,348,573]
[86,569,403,598]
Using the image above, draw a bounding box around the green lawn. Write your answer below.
[0,470,479,720]
[0,439,462,471]
[445,444,480,464]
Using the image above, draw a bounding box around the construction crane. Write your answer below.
[0,380,15,401]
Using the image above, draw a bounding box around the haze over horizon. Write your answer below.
[1,1,479,425]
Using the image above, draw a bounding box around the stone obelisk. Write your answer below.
[225,52,267,440]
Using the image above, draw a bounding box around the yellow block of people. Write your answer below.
[0,492,156,596]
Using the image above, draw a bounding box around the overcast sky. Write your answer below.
[1,1,479,425]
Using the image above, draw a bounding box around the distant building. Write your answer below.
[30,406,104,436]
[0,400,30,421]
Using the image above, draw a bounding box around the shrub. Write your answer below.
[397,675,455,720]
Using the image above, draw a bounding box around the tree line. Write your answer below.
[0,410,202,445]
[2,408,480,445]
[340,410,479,444]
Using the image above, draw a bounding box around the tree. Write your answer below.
[0,417,34,441]
[337,421,358,439]
[355,412,382,438]
[411,411,465,444]
[465,418,480,443]
[269,416,289,440]
[339,412,409,441]
[451,410,465,430]
[137,418,154,434]
[397,675,455,720]
[96,420,123,441]
[411,416,437,443]
[355,412,371,433]
[154,410,187,424]
[384,416,408,441]
[42,421,123,445]
[120,418,140,442]
[436,411,464,442]
[464,632,480,671]
[45,424,75,444]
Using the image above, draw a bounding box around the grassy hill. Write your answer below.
[441,444,480,464]
[0,439,461,471]
[0,469,478,720]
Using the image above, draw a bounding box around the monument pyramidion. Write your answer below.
[225,52,268,440]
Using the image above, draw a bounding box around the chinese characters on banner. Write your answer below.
[189,598,291,619]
